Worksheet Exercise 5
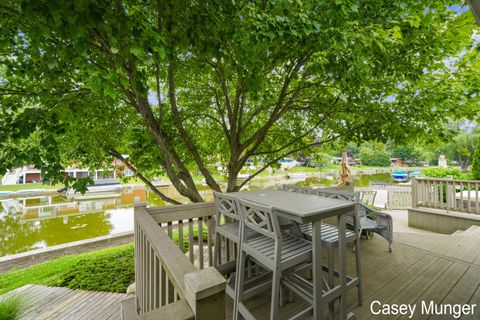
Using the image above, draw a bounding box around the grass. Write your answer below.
[0,183,62,192]
[0,296,22,320]
[0,244,134,295]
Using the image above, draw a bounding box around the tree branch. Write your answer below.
[108,149,181,205]
[167,63,222,192]
[236,125,364,190]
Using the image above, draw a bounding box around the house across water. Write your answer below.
[1,159,134,185]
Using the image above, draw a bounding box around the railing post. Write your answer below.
[134,202,148,315]
[184,267,226,320]
[411,177,417,208]
[446,176,454,212]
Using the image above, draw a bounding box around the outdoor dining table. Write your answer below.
[229,189,357,320]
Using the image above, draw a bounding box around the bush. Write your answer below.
[421,167,469,179]
[54,245,134,293]
[471,136,480,180]
[171,225,209,253]
[0,296,22,320]
[0,244,134,295]
[361,153,391,167]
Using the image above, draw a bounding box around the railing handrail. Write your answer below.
[412,177,480,214]
[136,205,196,298]
[133,203,226,320]
[416,177,480,183]
[147,202,215,224]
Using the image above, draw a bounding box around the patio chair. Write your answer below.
[278,184,309,193]
[358,203,393,252]
[234,199,312,320]
[213,192,260,271]
[359,190,377,206]
[301,188,363,308]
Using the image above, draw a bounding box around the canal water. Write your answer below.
[0,172,393,257]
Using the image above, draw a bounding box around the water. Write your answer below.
[0,172,394,257]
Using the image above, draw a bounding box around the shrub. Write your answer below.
[421,167,469,179]
[171,225,209,253]
[471,136,480,180]
[0,296,22,320]
[361,153,391,167]
[54,245,134,293]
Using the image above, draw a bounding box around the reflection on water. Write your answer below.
[0,172,394,257]
[0,187,148,257]
[296,172,393,188]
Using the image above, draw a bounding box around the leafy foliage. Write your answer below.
[55,245,134,293]
[471,136,480,180]
[360,153,391,167]
[0,1,479,201]
[358,142,391,167]
[0,244,133,295]
[171,225,208,253]
[391,146,421,164]
[421,167,469,179]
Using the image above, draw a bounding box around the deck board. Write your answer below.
[374,257,452,320]
[226,235,480,320]
[0,285,128,320]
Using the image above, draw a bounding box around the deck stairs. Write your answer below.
[394,225,480,266]
[1,168,20,185]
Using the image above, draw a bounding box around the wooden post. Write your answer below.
[411,177,417,208]
[184,267,226,320]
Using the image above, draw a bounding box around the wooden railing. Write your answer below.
[412,177,480,214]
[132,203,226,320]
[369,181,412,190]
[386,189,411,210]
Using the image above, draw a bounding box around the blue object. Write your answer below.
[409,171,420,177]
[391,171,409,182]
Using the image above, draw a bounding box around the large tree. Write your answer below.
[0,1,479,203]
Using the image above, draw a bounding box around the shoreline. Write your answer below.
[0,231,133,274]
[0,166,412,199]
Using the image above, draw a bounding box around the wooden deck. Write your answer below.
[3,225,480,319]
[0,284,128,320]
[225,226,480,319]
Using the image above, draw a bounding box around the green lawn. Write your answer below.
[0,244,134,295]
[0,183,63,192]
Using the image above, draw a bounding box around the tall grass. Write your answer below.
[0,296,22,320]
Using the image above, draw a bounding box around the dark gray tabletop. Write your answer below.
[229,189,356,223]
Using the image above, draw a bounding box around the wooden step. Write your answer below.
[464,225,480,237]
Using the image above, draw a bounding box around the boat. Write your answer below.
[236,174,250,180]
[16,189,46,194]
[409,171,421,178]
[67,192,122,200]
[391,171,409,182]
[66,183,122,200]
[287,173,307,180]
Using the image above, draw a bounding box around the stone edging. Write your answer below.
[0,231,133,273]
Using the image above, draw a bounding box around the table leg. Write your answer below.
[338,214,347,319]
[312,221,323,320]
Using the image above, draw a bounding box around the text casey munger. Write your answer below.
[370,300,477,319]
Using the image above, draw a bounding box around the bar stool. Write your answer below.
[234,199,312,320]
[213,191,242,270]
[302,188,363,309]
[213,191,263,302]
